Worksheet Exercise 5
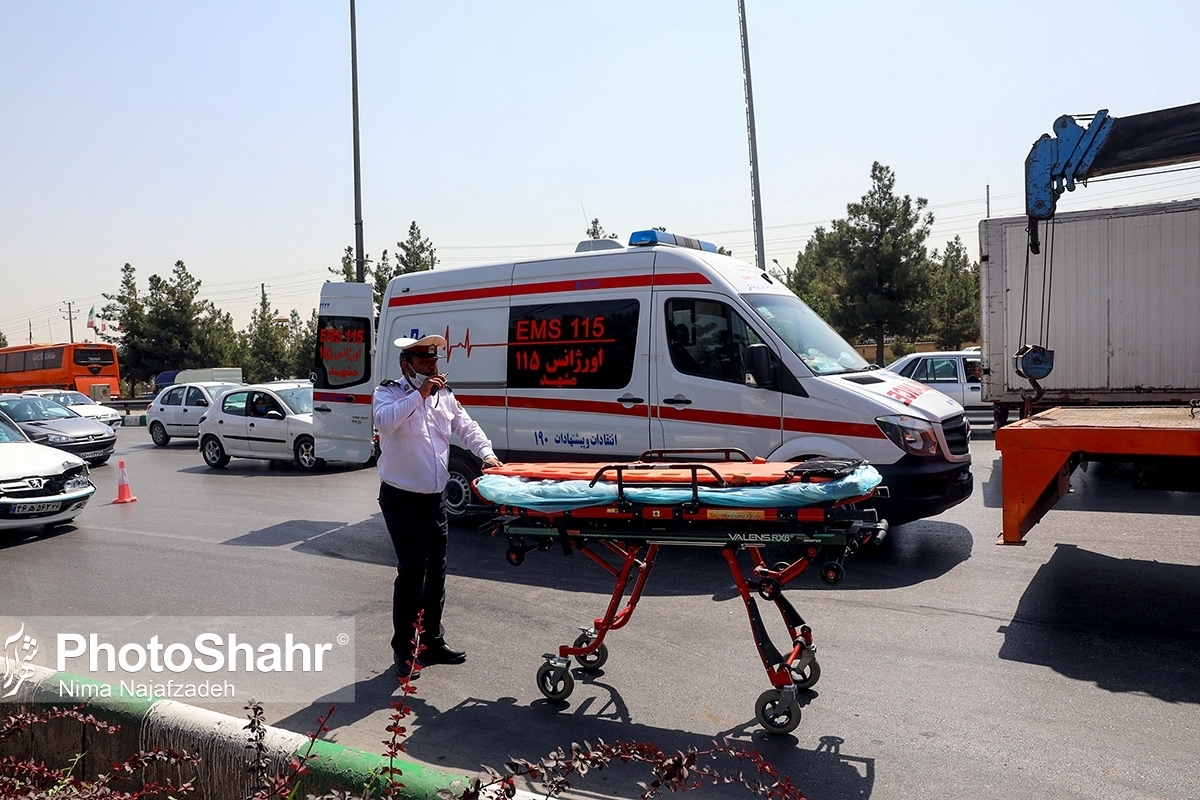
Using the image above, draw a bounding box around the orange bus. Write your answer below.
[0,343,122,398]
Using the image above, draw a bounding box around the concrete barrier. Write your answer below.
[0,661,473,800]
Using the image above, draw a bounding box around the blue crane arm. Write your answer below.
[1024,102,1200,253]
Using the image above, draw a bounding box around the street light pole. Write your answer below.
[349,0,366,283]
[738,0,766,273]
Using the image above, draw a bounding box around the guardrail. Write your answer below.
[103,399,151,415]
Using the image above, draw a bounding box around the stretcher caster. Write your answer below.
[755,688,801,735]
[536,658,574,701]
[572,632,609,669]
[789,657,821,690]
[820,561,845,585]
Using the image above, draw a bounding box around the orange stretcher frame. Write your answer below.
[475,449,889,735]
[994,406,1200,544]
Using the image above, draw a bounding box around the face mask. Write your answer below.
[404,365,427,390]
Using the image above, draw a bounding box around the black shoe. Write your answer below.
[420,644,467,665]
[394,657,421,680]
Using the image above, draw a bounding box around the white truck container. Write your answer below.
[314,231,974,524]
[980,198,1200,425]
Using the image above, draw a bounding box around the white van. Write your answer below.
[313,230,973,524]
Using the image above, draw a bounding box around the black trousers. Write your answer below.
[378,482,448,660]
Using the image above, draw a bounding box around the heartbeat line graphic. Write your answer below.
[442,326,507,363]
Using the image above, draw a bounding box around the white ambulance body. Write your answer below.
[314,231,973,524]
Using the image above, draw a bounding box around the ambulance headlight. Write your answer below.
[876,415,939,456]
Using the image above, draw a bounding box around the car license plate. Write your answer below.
[10,502,61,515]
[80,450,107,459]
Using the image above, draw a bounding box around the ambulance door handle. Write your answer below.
[314,405,332,412]
[616,394,644,406]
[662,395,692,406]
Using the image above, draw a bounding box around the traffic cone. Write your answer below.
[112,459,138,504]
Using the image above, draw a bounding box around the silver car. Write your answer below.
[0,394,116,466]
[884,350,987,414]
[147,382,241,446]
[23,389,122,431]
[196,381,323,472]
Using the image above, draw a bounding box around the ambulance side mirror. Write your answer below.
[745,344,775,390]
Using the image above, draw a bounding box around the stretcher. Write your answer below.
[474,448,889,735]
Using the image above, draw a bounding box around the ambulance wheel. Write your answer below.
[445,456,481,521]
[536,662,574,701]
[820,562,845,585]
[790,658,821,690]
[572,633,608,669]
[755,689,801,735]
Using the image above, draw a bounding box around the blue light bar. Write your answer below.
[628,229,718,253]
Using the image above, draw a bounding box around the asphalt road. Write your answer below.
[3,426,1198,800]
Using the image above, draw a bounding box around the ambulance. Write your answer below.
[313,230,973,524]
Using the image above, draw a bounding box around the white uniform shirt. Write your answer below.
[373,375,496,494]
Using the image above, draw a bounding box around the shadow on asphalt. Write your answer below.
[998,542,1200,704]
[273,671,875,800]
[0,522,80,550]
[223,514,972,598]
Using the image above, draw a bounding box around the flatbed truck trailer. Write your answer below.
[992,102,1200,542]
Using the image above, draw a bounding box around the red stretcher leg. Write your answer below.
[557,541,658,663]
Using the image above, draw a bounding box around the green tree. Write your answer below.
[371,249,394,314]
[244,285,290,382]
[586,218,619,240]
[287,308,319,380]
[925,236,980,349]
[794,162,933,365]
[100,261,218,391]
[397,221,438,274]
[330,245,372,283]
[100,263,149,393]
[0,330,8,348]
[195,306,246,372]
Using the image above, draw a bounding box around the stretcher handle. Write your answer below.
[637,447,753,464]
[590,463,727,504]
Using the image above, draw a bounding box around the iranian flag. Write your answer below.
[86,306,96,329]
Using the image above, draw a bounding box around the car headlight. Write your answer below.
[46,433,75,444]
[876,415,940,456]
[64,474,91,490]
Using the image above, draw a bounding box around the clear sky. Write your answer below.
[4,1,1200,342]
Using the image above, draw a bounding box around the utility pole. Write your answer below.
[349,0,366,283]
[738,0,766,273]
[61,301,76,342]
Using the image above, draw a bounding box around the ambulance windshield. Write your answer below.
[743,294,871,376]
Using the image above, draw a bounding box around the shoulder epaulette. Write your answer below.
[379,379,398,387]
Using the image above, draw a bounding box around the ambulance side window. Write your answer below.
[665,299,764,384]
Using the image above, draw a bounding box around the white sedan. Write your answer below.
[23,389,122,430]
[196,381,324,472]
[0,411,96,532]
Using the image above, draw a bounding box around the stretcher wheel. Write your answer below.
[757,578,781,601]
[572,633,609,669]
[754,689,801,735]
[536,661,574,701]
[506,548,525,566]
[790,658,821,690]
[820,562,844,585]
